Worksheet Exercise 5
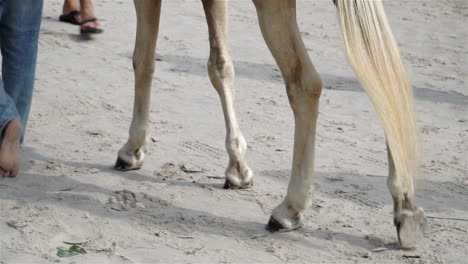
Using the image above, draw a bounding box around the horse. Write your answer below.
[114,0,427,249]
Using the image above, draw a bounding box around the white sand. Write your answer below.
[1,0,467,263]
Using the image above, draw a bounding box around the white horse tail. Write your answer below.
[335,0,419,193]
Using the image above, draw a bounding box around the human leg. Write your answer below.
[0,0,43,142]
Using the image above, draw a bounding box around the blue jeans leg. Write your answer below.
[0,0,43,142]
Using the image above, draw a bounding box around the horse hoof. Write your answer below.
[265,216,302,233]
[114,157,142,171]
[395,208,427,249]
[266,217,284,232]
[223,178,253,189]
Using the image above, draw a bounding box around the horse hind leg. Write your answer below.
[253,0,322,231]
[387,145,427,249]
[115,0,162,171]
[201,0,253,188]
[334,0,427,248]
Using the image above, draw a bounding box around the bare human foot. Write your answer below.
[0,120,22,178]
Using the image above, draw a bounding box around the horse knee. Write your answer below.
[207,49,234,92]
[209,49,233,76]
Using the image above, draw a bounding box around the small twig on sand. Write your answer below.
[180,165,204,174]
[365,174,386,178]
[251,233,270,240]
[88,248,113,253]
[206,176,224,180]
[63,241,88,246]
[427,216,468,222]
[370,247,387,253]
[58,188,74,192]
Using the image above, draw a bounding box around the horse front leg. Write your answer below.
[201,0,253,188]
[115,0,162,170]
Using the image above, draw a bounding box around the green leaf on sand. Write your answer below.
[56,245,87,257]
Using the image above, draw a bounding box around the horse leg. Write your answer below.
[333,0,427,248]
[115,0,162,170]
[201,0,253,188]
[252,0,322,231]
[387,144,427,248]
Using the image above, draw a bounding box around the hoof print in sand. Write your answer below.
[107,190,145,211]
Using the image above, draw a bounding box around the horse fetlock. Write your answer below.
[223,160,253,189]
[267,200,303,232]
[115,146,145,171]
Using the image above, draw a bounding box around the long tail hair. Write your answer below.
[335,0,419,193]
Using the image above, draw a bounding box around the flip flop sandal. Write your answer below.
[59,10,81,25]
[80,18,104,35]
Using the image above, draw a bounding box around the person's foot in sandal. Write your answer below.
[79,0,103,34]
[0,120,22,178]
[80,18,103,35]
[60,0,81,25]
[60,0,103,34]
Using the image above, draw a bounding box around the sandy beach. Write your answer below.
[1,0,467,263]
